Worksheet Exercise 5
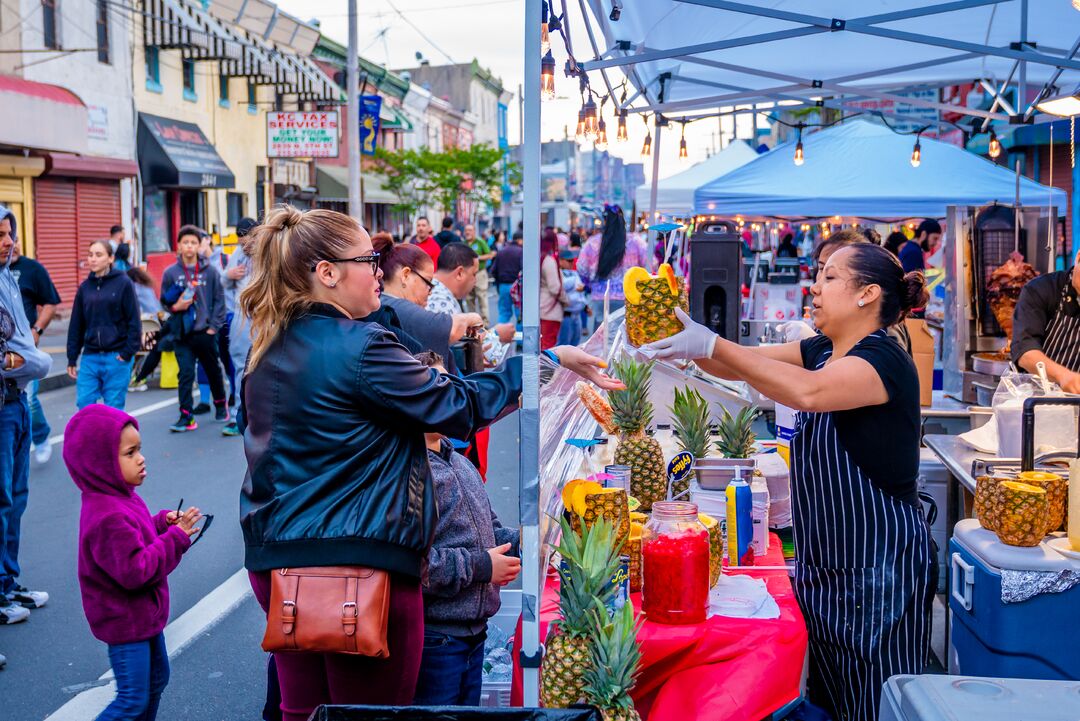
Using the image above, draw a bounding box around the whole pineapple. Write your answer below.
[541,517,623,709]
[610,359,667,511]
[583,600,644,721]
[669,386,712,498]
[623,264,688,347]
[715,405,760,459]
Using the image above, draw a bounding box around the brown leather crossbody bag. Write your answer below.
[261,566,391,657]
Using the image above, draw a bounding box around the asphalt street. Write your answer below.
[0,377,522,720]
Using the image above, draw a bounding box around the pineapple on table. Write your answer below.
[566,481,630,552]
[541,518,623,709]
[715,406,760,460]
[669,386,712,498]
[994,481,1051,547]
[699,513,722,587]
[623,263,688,347]
[610,359,667,511]
[583,600,644,721]
[627,523,643,592]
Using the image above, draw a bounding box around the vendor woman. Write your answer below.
[640,243,934,721]
[1011,252,1080,393]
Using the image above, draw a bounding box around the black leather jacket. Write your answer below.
[240,303,522,577]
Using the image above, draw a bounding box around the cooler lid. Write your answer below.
[953,519,1080,572]
[888,674,1080,720]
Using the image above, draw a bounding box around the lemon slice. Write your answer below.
[622,267,651,305]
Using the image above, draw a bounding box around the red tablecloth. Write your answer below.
[511,533,807,721]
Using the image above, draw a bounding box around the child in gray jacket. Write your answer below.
[413,351,520,706]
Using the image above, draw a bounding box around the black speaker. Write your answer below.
[689,221,743,342]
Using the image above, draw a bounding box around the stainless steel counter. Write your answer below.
[923,434,979,493]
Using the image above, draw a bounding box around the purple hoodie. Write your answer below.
[64,405,191,645]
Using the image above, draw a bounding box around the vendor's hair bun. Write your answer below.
[901,271,929,315]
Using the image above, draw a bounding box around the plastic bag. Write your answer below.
[992,369,1078,458]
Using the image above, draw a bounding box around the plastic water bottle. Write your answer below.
[725,471,754,566]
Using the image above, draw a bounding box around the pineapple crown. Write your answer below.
[714,405,761,459]
[583,599,643,712]
[553,516,624,638]
[669,386,711,460]
[608,359,655,435]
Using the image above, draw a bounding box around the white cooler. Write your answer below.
[879,674,1080,721]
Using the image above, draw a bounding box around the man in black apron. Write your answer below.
[1012,256,1080,393]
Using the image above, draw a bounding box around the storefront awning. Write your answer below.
[141,0,210,53]
[380,104,413,132]
[44,153,138,180]
[137,113,235,189]
[0,74,87,154]
[316,165,397,204]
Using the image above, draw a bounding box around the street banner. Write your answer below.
[359,95,382,156]
[267,111,340,158]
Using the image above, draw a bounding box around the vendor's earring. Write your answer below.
[857,300,865,307]
[329,281,337,288]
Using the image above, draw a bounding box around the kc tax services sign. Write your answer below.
[267,111,339,158]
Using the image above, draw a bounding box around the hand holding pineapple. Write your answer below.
[638,307,719,362]
[623,263,689,348]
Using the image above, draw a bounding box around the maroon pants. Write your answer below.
[540,319,561,351]
[250,570,423,721]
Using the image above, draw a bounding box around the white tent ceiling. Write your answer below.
[633,139,758,215]
[579,1,1080,125]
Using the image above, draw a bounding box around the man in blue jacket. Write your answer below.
[0,204,51,654]
[160,225,228,432]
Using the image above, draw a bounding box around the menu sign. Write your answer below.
[267,111,340,158]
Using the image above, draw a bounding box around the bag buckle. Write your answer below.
[281,600,296,635]
[341,601,358,636]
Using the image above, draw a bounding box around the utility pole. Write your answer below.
[347,0,362,220]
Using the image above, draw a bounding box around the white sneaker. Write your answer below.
[7,585,47,609]
[0,602,29,624]
[33,444,52,464]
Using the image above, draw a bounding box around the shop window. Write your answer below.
[96,0,109,63]
[42,0,58,49]
[219,73,230,108]
[182,58,196,102]
[145,47,161,92]
[226,192,245,227]
[247,80,257,114]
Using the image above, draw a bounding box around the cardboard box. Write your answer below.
[905,318,935,407]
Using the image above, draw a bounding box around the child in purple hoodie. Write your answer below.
[64,404,202,720]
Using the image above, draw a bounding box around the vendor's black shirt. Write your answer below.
[1010,269,1080,368]
[800,331,921,504]
[10,256,61,326]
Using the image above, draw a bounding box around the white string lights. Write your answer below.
[793,124,805,166]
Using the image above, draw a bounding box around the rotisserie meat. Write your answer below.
[986,251,1038,344]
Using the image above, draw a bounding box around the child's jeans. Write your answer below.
[98,633,169,721]
[413,629,486,706]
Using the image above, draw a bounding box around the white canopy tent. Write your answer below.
[634,140,759,217]
[694,118,1068,220]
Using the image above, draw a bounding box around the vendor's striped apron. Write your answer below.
[1041,284,1080,373]
[790,339,935,721]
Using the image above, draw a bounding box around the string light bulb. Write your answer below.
[575,109,586,143]
[540,51,555,101]
[793,124,805,166]
[583,97,599,141]
[988,127,1002,159]
[640,132,652,158]
[678,123,689,162]
[595,118,608,151]
[540,1,550,54]
[616,109,628,142]
[910,134,922,168]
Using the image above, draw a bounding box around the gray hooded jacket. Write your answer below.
[0,204,51,389]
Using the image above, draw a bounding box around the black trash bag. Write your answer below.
[308,705,603,721]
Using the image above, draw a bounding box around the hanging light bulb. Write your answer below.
[595,118,608,151]
[540,51,556,102]
[910,135,922,168]
[540,1,550,55]
[583,97,599,141]
[793,124,805,166]
[616,109,628,142]
[641,132,652,158]
[678,128,688,162]
[575,109,586,143]
[988,127,1002,159]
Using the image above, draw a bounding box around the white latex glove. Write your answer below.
[638,308,718,361]
[777,320,817,343]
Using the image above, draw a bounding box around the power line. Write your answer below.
[385,0,455,64]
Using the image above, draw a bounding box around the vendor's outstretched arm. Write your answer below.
[695,342,804,380]
[1017,349,1080,393]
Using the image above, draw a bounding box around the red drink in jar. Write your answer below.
[641,501,710,625]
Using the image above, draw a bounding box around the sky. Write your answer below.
[273,0,762,181]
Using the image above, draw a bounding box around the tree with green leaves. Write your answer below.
[372,143,519,219]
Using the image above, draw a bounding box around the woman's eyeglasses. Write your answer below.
[412,271,436,290]
[310,253,380,275]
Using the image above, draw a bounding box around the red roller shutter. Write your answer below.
[76,179,121,250]
[34,177,79,307]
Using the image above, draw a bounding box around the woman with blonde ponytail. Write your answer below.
[238,206,617,718]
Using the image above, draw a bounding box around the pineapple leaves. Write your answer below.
[714,405,761,459]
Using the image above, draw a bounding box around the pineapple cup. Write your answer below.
[623,264,688,348]
[994,481,1051,547]
[1017,471,1067,532]
[628,524,643,592]
[974,476,1007,532]
[699,513,722,587]
[571,486,631,553]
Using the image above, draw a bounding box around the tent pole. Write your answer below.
[519,0,543,707]
[648,120,664,247]
[1018,0,1028,113]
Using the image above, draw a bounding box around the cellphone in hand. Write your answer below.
[180,287,195,302]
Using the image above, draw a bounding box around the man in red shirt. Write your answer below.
[410,217,441,265]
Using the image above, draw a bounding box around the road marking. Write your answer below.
[46,398,178,446]
[44,568,252,721]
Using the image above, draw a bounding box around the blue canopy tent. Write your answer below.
[694,119,1067,220]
